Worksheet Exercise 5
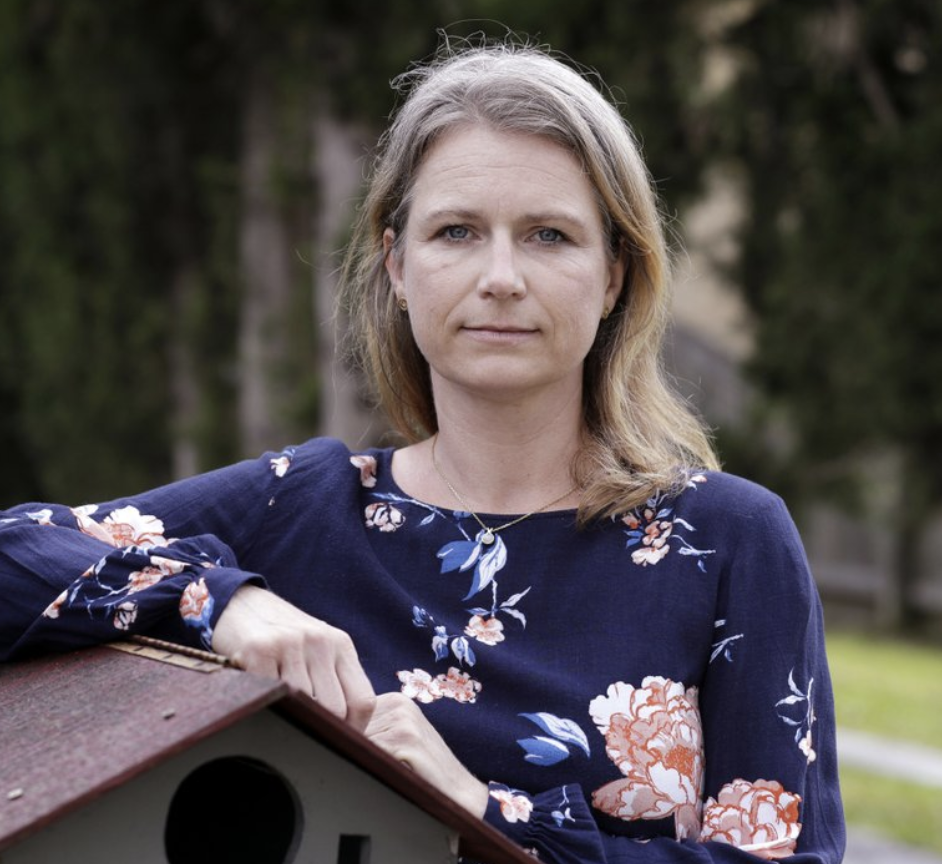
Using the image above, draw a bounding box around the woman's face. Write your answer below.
[384,124,624,407]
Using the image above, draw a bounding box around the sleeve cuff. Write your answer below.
[484,782,607,863]
[144,565,267,652]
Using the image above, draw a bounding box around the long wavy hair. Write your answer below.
[339,40,719,521]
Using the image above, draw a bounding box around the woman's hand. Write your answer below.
[211,584,375,732]
[365,692,489,818]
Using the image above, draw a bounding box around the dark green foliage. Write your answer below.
[4,0,939,633]
[716,0,942,488]
[713,0,942,624]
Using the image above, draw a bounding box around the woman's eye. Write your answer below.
[442,225,470,241]
[535,227,563,244]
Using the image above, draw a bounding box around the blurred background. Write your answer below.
[1,0,940,857]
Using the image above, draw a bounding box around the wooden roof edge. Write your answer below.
[1,645,534,864]
[275,694,536,864]
[0,646,287,853]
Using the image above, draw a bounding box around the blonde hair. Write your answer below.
[340,40,719,521]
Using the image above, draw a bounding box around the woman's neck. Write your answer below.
[400,381,585,514]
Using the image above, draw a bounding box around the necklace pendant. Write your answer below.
[481,529,496,546]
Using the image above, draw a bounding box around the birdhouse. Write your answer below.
[0,642,532,864]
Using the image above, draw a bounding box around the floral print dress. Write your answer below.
[0,438,844,863]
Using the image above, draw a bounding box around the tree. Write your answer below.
[0,0,448,504]
[715,0,942,627]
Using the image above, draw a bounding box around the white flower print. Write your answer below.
[397,668,443,703]
[490,788,533,824]
[73,505,169,549]
[113,600,138,631]
[270,456,291,477]
[699,778,802,859]
[775,669,817,765]
[365,502,405,532]
[437,667,482,703]
[350,454,378,488]
[26,509,53,526]
[590,676,704,840]
[43,590,68,619]
[127,556,186,594]
[464,614,505,646]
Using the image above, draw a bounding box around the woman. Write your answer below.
[0,43,844,862]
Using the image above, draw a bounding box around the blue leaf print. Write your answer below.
[502,607,527,627]
[501,588,531,608]
[517,736,571,766]
[710,619,744,664]
[452,636,476,666]
[520,713,591,757]
[624,530,644,549]
[412,606,432,627]
[419,513,436,526]
[551,788,575,827]
[437,540,480,574]
[463,533,507,600]
[432,626,449,660]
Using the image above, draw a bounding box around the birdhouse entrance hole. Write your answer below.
[165,756,302,863]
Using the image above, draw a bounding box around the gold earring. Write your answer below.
[601,306,611,320]
[397,297,408,312]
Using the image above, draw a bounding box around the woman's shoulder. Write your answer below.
[266,436,395,486]
[666,468,794,529]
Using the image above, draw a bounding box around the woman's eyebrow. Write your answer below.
[417,207,479,224]
[418,206,590,229]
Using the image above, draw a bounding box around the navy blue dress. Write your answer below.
[0,437,845,862]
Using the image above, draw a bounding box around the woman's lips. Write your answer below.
[461,326,539,343]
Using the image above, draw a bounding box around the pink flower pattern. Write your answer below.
[127,556,186,593]
[113,600,138,631]
[438,667,482,703]
[397,668,443,703]
[627,513,673,566]
[350,454,378,488]
[397,666,482,705]
[620,477,713,571]
[43,590,68,619]
[365,502,405,532]
[270,456,291,477]
[464,614,505,646]
[179,578,211,622]
[73,504,169,549]
[490,789,534,824]
[700,778,802,859]
[589,677,704,839]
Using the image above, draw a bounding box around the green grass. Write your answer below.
[825,629,942,855]
[839,766,942,856]
[826,629,942,749]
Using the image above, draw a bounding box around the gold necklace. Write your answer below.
[430,435,578,546]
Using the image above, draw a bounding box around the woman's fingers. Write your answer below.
[365,693,489,817]
[212,584,374,727]
[336,648,377,732]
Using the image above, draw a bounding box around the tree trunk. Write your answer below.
[237,67,293,457]
[169,261,201,479]
[310,108,379,447]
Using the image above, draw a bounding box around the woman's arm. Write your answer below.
[369,494,845,864]
[1,442,375,728]
[0,446,295,659]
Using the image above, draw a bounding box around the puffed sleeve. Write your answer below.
[480,492,845,863]
[0,445,300,660]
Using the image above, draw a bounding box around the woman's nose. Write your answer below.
[476,235,526,299]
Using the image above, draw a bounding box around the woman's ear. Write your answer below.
[604,244,628,313]
[383,228,403,296]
